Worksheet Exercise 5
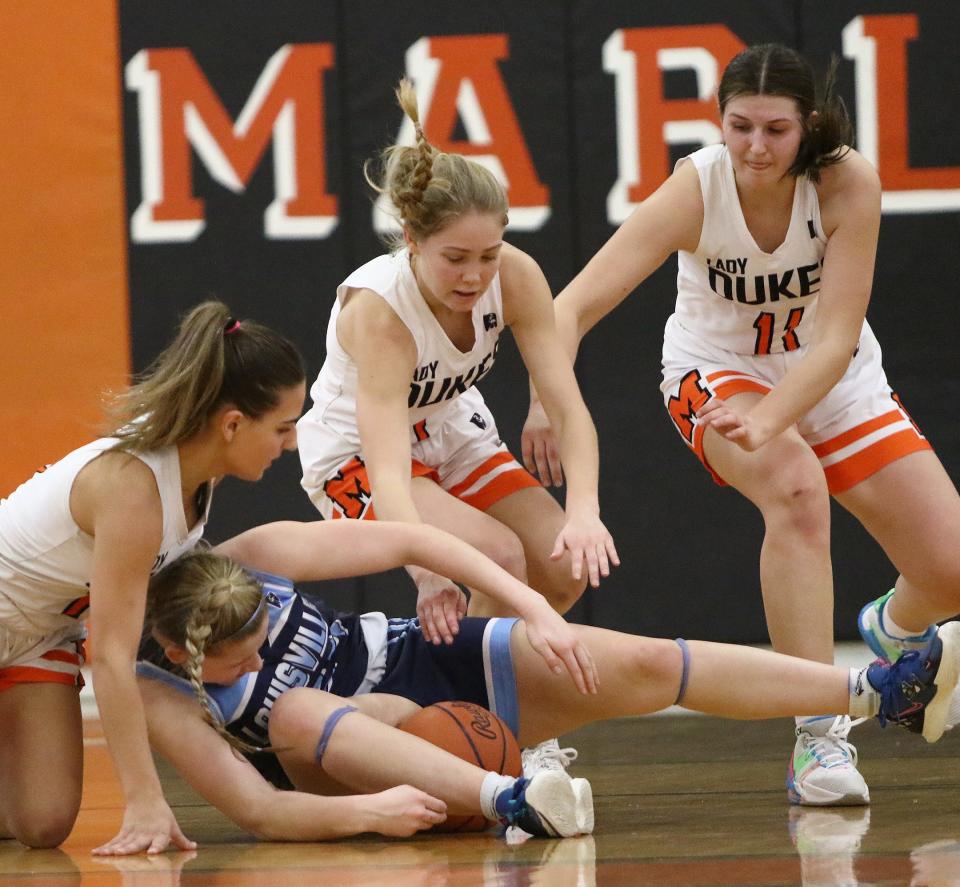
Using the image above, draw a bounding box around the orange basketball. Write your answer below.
[400,700,522,832]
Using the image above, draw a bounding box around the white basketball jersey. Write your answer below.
[0,439,212,636]
[673,144,829,355]
[299,249,504,484]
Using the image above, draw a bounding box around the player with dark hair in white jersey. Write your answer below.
[522,43,960,806]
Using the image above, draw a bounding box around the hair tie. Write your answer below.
[223,318,241,336]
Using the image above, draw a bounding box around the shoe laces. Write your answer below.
[876,649,927,728]
[799,716,865,768]
[522,744,578,773]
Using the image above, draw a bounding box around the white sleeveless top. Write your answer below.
[673,144,830,355]
[298,249,504,485]
[0,439,212,636]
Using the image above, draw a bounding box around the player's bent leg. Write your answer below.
[409,477,529,608]
[270,687,486,813]
[837,450,960,633]
[485,486,588,615]
[0,683,83,848]
[704,416,834,663]
[269,686,591,834]
[703,400,855,804]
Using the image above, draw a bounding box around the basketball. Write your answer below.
[400,700,522,832]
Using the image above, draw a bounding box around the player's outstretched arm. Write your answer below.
[217,520,598,694]
[138,678,446,840]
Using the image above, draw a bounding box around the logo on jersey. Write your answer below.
[705,257,822,306]
[483,312,498,331]
[408,344,498,409]
[323,456,372,520]
[469,412,487,430]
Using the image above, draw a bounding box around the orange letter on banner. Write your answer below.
[604,25,744,222]
[401,35,549,230]
[126,44,337,242]
[843,14,960,212]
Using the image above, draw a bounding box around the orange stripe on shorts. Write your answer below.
[459,468,540,512]
[41,648,81,666]
[822,429,931,494]
[811,409,903,459]
[447,451,520,500]
[0,665,80,693]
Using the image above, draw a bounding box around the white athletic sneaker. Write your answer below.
[787,716,870,806]
[495,771,583,838]
[521,737,578,777]
[520,739,594,833]
[947,683,960,732]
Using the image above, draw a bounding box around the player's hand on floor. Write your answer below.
[364,785,447,836]
[521,401,564,487]
[522,599,599,695]
[414,569,468,645]
[92,799,196,856]
[551,511,620,588]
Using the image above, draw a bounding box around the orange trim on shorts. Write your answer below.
[446,451,519,499]
[811,409,904,459]
[709,378,771,400]
[459,467,540,512]
[41,648,81,666]
[0,666,81,693]
[822,430,931,494]
[681,371,770,487]
[327,458,439,520]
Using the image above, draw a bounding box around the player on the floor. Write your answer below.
[134,518,959,842]
[0,301,305,854]
[520,42,960,806]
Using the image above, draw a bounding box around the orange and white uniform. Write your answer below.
[661,144,929,493]
[0,439,211,690]
[298,249,538,519]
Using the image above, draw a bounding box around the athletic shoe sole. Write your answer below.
[921,621,960,743]
[525,771,580,838]
[572,777,594,834]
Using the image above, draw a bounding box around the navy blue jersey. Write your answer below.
[138,571,370,748]
[138,569,520,789]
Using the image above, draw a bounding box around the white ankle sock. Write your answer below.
[848,666,880,718]
[480,771,516,820]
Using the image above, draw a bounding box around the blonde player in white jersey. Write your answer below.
[0,301,306,854]
[297,78,619,647]
[522,44,960,806]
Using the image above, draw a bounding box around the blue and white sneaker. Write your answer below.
[494,772,587,838]
[787,716,870,806]
[858,590,936,662]
[867,621,960,743]
[521,739,594,833]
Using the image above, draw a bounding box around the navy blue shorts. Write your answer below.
[373,616,520,736]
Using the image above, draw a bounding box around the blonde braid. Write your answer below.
[364,78,508,249]
[394,78,435,221]
[183,582,264,756]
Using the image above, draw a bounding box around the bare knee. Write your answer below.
[476,525,528,582]
[5,802,78,849]
[754,457,830,543]
[268,687,339,747]
[622,636,680,689]
[539,568,587,614]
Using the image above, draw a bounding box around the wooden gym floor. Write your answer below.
[2,712,958,886]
